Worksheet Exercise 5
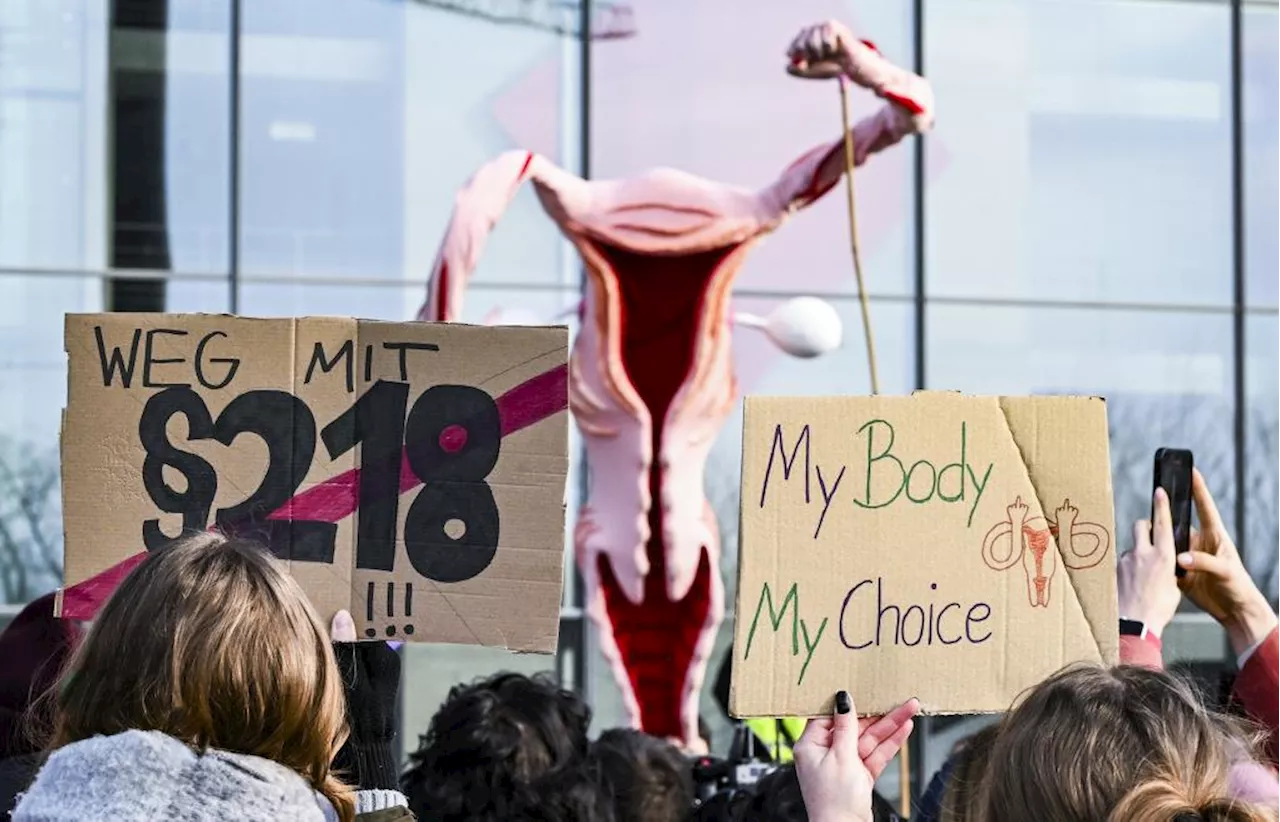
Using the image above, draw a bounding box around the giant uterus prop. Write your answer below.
[417,37,933,747]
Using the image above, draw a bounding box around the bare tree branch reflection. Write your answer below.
[0,439,62,604]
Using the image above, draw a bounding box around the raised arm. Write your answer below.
[762,20,934,216]
[417,150,588,322]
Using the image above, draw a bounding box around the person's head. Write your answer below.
[591,728,693,822]
[982,664,1274,822]
[734,765,902,822]
[51,533,352,820]
[737,765,806,822]
[0,592,84,758]
[402,671,601,821]
[939,722,1000,822]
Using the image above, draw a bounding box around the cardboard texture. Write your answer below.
[731,392,1119,717]
[60,314,570,653]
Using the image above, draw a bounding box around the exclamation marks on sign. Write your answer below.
[365,581,415,638]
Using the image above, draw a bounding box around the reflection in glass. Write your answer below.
[238,0,574,286]
[591,0,916,296]
[926,0,1232,306]
[1244,7,1278,307]
[0,0,108,271]
[111,0,231,274]
[239,281,578,325]
[0,274,101,603]
[927,303,1237,546]
[1246,316,1278,602]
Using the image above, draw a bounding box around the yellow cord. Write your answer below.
[837,79,880,396]
[838,74,901,810]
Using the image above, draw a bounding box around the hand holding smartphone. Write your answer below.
[1152,448,1194,578]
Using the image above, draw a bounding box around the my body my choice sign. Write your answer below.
[731,393,1120,717]
[60,314,569,653]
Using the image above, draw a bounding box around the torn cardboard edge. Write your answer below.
[730,391,1119,717]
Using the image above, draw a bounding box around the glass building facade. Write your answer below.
[1,0,1275,805]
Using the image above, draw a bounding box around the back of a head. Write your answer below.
[737,765,807,822]
[52,533,350,816]
[981,664,1275,822]
[734,765,902,822]
[591,728,694,822]
[0,592,83,758]
[939,723,1000,822]
[402,671,600,822]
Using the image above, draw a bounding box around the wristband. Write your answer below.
[1119,618,1148,639]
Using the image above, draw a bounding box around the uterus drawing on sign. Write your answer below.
[981,497,1110,608]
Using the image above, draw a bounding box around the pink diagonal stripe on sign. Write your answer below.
[58,362,570,620]
[269,362,568,523]
[59,550,148,620]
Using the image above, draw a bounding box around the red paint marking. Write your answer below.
[436,260,450,322]
[517,151,535,183]
[883,89,926,116]
[439,424,468,453]
[595,242,725,739]
[60,362,568,620]
[59,551,148,620]
[269,362,568,523]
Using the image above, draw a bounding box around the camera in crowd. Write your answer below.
[689,722,781,808]
[688,722,905,821]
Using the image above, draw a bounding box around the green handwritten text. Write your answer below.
[851,419,993,527]
[743,581,828,686]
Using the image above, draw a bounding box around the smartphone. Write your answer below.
[1153,448,1194,577]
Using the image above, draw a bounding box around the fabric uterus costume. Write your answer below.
[419,39,934,745]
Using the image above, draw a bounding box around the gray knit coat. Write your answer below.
[11,729,340,821]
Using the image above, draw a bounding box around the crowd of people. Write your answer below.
[0,468,1276,821]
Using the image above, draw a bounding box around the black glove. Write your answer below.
[332,641,401,791]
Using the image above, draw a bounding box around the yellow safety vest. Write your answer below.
[745,717,807,762]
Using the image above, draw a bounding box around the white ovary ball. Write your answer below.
[765,296,844,358]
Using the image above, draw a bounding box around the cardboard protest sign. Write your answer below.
[60,314,569,653]
[731,392,1119,717]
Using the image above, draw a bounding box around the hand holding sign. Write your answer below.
[61,315,570,653]
[794,691,919,822]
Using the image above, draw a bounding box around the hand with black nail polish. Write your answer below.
[794,690,920,822]
[330,610,402,793]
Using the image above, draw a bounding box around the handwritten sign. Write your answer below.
[730,393,1119,717]
[60,314,569,653]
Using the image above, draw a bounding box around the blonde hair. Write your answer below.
[52,533,355,821]
[980,664,1276,822]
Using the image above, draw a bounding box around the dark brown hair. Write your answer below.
[591,728,694,822]
[52,533,354,821]
[940,722,1000,822]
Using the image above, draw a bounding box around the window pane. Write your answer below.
[1244,7,1278,308]
[111,1,231,274]
[166,277,232,313]
[592,0,916,296]
[239,280,578,324]
[927,303,1237,549]
[0,273,102,604]
[0,0,109,270]
[926,0,1232,306]
[1246,315,1278,602]
[239,0,578,286]
[240,280,420,320]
